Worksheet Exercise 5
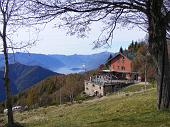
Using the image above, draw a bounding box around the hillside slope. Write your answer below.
[13,73,86,107]
[8,63,58,91]
[2,83,170,127]
[0,76,18,101]
[0,63,58,101]
[12,70,98,107]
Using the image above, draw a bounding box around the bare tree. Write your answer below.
[0,0,38,126]
[28,0,170,110]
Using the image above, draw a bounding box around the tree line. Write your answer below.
[128,41,156,82]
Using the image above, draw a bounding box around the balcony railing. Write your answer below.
[86,77,136,85]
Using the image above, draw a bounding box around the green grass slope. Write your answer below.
[2,83,170,127]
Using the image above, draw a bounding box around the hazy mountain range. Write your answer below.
[0,63,58,101]
[0,52,112,74]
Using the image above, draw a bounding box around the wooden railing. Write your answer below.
[86,78,136,85]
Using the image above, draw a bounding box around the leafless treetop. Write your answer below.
[26,0,170,47]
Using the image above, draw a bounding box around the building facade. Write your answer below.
[84,79,133,97]
[84,52,139,97]
[109,53,132,72]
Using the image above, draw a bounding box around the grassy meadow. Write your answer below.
[1,83,170,127]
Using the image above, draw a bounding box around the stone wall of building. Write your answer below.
[84,81,104,96]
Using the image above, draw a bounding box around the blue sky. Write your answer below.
[13,21,146,55]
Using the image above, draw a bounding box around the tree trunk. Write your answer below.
[147,0,170,109]
[149,31,170,110]
[156,41,170,109]
[3,36,14,126]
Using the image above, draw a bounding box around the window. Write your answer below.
[121,66,125,70]
[117,66,120,69]
[122,57,125,63]
[99,87,101,89]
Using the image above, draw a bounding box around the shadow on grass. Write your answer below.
[4,122,25,127]
[88,111,170,126]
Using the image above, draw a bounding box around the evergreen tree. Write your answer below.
[119,47,123,54]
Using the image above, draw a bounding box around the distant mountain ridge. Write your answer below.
[0,52,113,74]
[0,63,58,101]
[0,53,64,71]
[51,52,113,69]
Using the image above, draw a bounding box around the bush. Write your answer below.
[75,92,90,101]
